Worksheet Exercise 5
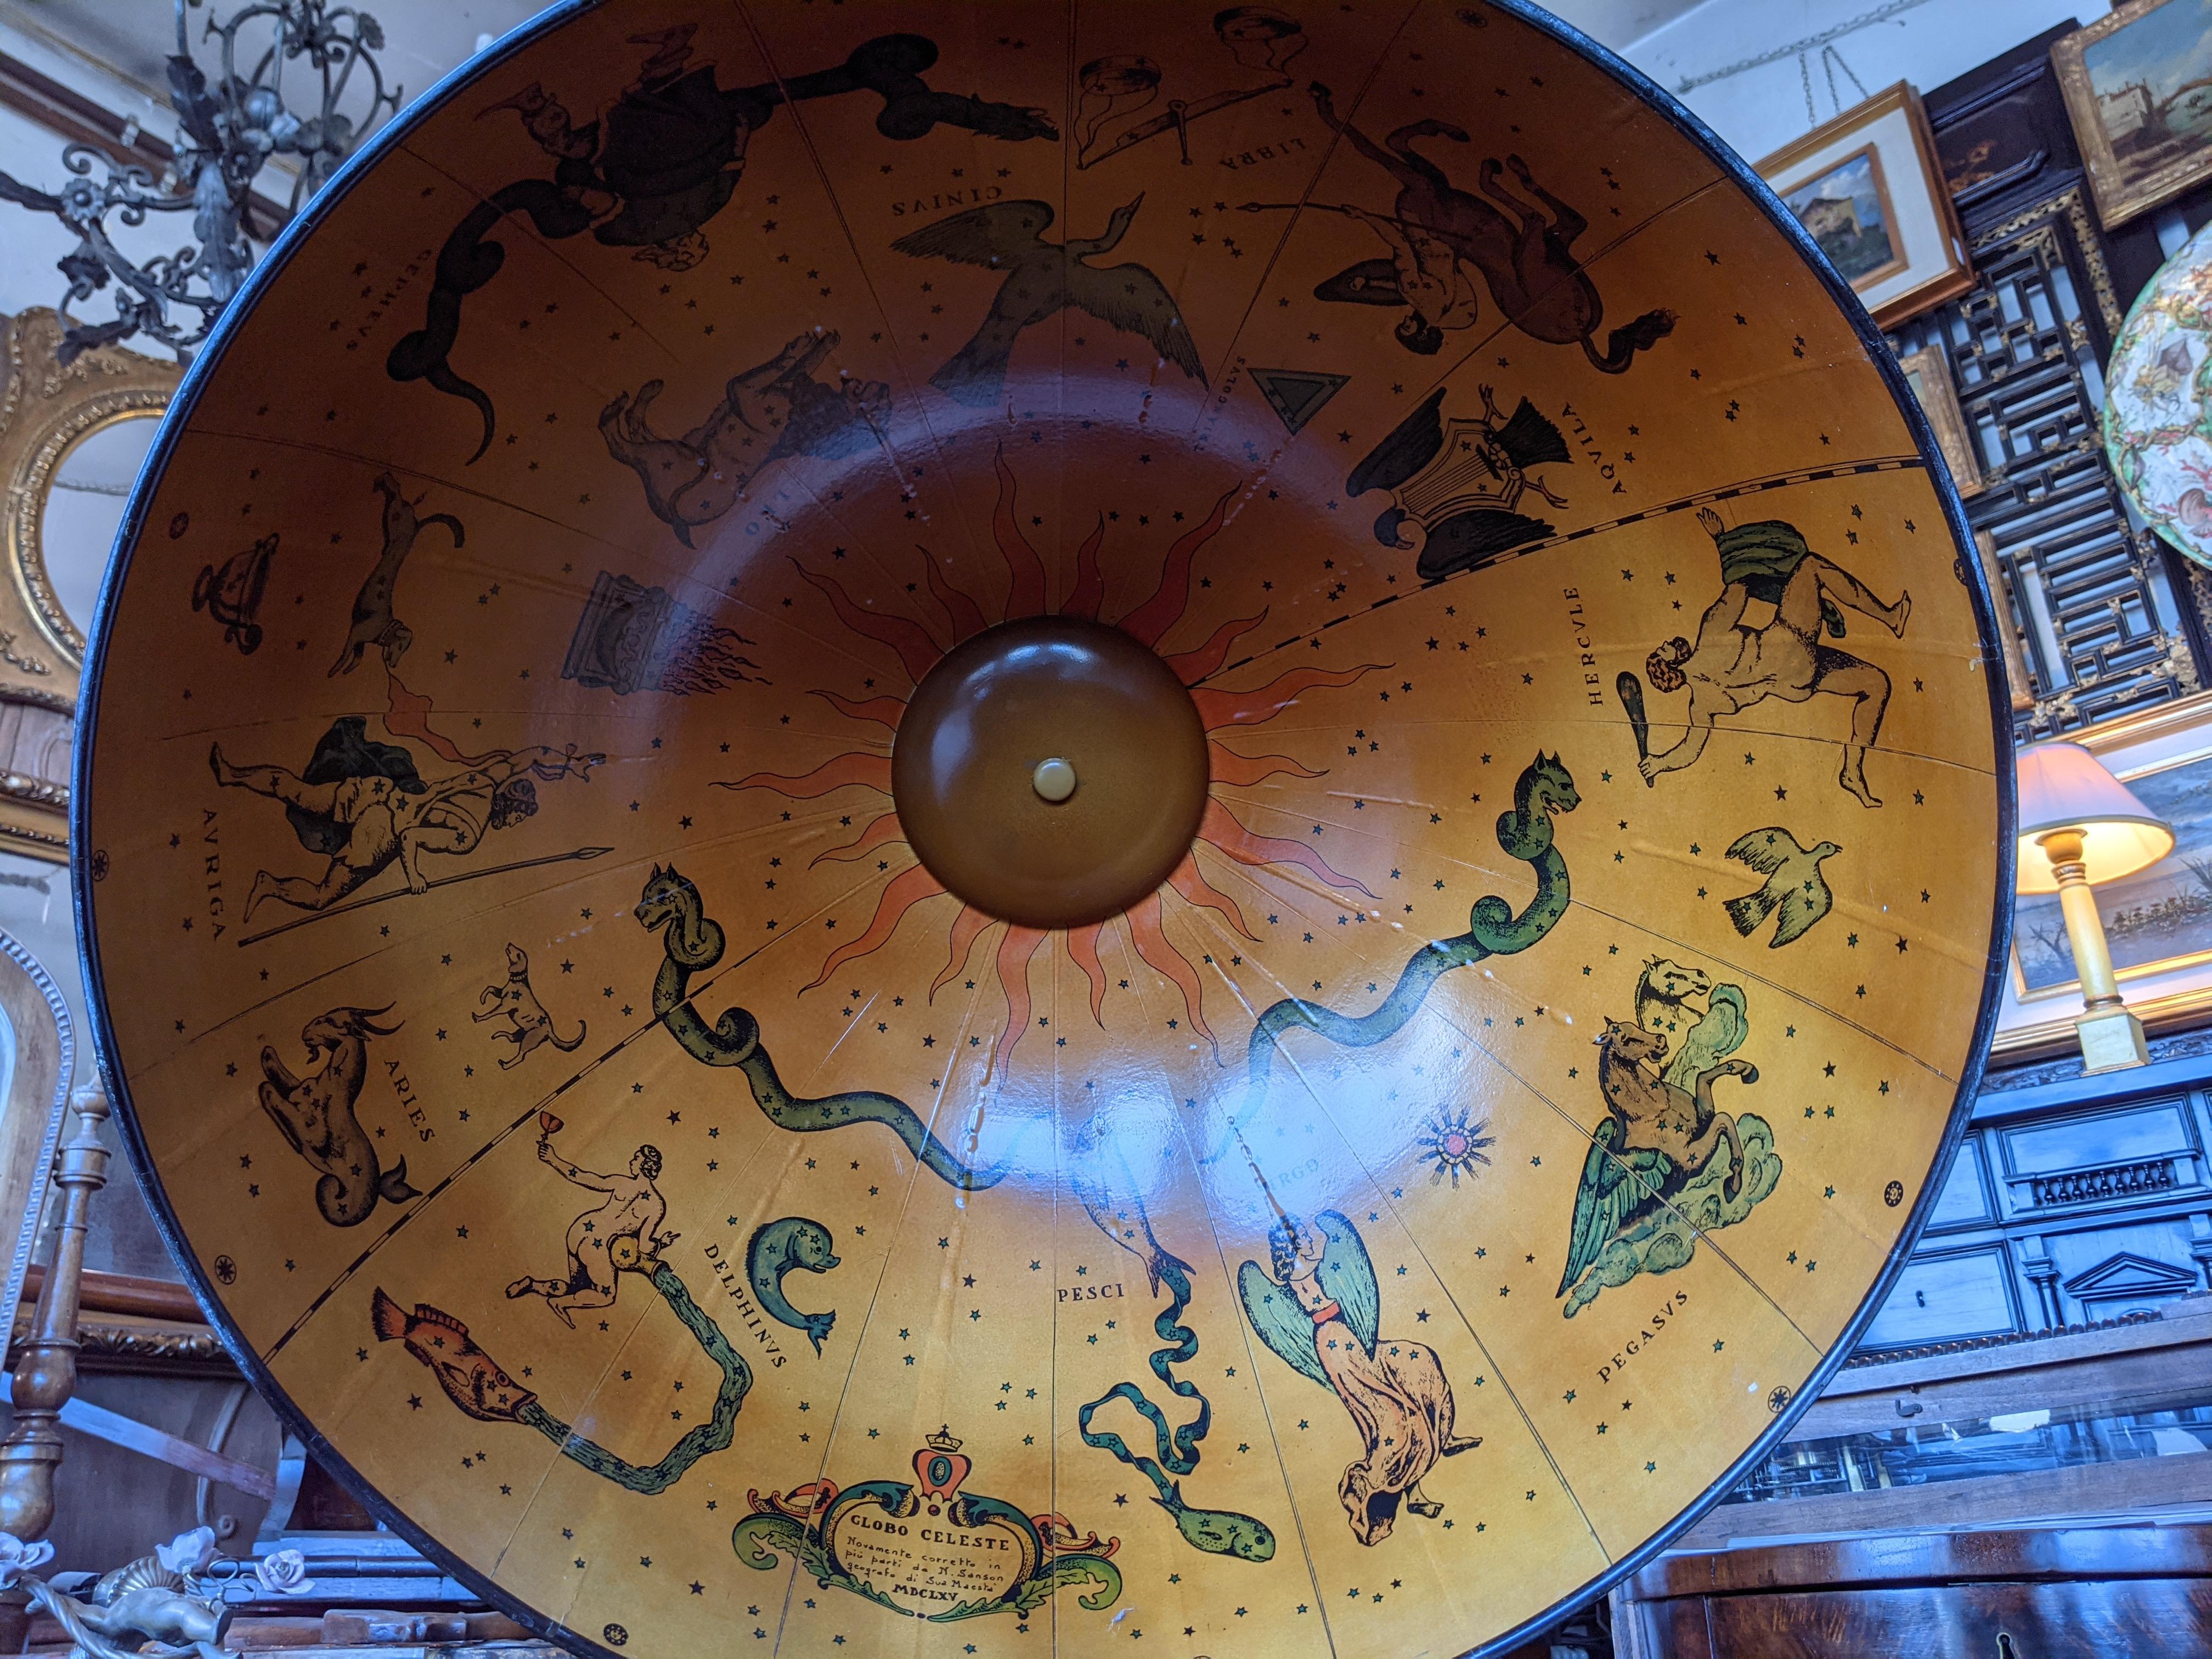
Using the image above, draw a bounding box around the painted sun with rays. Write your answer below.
[722,450,1386,1070]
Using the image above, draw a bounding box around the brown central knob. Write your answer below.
[892,617,1210,930]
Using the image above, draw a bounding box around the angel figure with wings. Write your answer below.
[1239,1210,1479,1545]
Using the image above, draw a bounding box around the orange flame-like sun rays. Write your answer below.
[725,449,1384,1068]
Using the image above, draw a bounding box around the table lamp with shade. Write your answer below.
[2016,740,2176,1071]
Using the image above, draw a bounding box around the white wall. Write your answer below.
[1615,0,2113,166]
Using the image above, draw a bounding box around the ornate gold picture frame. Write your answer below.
[1972,528,2038,715]
[1897,343,1985,498]
[0,309,178,859]
[2054,0,2212,230]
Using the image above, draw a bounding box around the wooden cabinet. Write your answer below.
[1617,1525,2212,1657]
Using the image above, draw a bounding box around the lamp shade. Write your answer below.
[2015,741,2174,893]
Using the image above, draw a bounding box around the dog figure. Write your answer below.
[329,473,463,676]
[474,943,586,1069]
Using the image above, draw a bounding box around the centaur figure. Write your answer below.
[1630,509,1910,806]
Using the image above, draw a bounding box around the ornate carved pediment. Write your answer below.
[2061,1250,2200,1302]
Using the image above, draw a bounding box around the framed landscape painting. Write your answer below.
[1759,83,1973,329]
[2055,0,2212,229]
[1780,146,1906,287]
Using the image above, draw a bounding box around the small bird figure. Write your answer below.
[1723,827,1840,949]
[892,193,1204,405]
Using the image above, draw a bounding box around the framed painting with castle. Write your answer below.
[1758,83,1973,329]
[2055,0,2212,229]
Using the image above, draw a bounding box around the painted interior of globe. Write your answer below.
[76,3,2010,1655]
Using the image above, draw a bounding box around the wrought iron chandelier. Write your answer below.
[0,0,399,364]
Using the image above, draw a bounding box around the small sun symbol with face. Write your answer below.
[1418,1108,1495,1187]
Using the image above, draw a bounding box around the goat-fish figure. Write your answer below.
[257,1005,419,1226]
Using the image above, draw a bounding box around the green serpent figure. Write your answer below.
[1074,1179,1275,1562]
[635,865,1004,1189]
[373,1260,748,1495]
[527,1262,751,1492]
[1230,752,1578,1134]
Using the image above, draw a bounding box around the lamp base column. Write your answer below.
[2075,1004,2150,1073]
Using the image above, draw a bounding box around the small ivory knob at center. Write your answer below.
[1031,757,1077,803]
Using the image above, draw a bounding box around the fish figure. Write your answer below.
[1160,1488,1275,1561]
[746,1216,842,1354]
[371,1289,535,1423]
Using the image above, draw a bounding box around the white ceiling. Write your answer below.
[8,0,555,110]
[14,0,1700,115]
[1543,0,1709,48]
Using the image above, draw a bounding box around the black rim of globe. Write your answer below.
[66,3,2019,1656]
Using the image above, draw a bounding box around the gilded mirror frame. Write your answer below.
[0,310,178,859]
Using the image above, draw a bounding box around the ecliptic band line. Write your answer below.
[1198,455,1931,686]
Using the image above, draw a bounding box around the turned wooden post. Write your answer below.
[0,1083,110,1542]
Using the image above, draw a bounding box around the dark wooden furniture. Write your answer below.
[1852,1031,2212,1357]
[1617,1523,2212,1656]
[1675,1296,2212,1549]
